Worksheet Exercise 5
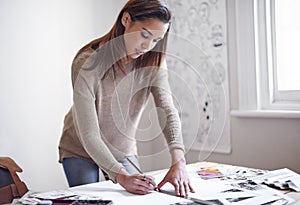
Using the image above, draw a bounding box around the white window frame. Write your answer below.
[255,0,300,110]
[233,0,300,118]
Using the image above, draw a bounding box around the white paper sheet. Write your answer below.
[70,181,192,205]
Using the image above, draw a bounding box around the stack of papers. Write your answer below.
[18,190,105,205]
[185,163,298,204]
[252,168,300,192]
[197,168,224,179]
[151,165,295,205]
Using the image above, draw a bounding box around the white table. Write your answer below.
[13,162,300,205]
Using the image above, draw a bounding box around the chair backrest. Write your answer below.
[0,157,29,204]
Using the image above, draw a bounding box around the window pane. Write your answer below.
[275,0,300,91]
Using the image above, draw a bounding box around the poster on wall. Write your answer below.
[166,0,230,157]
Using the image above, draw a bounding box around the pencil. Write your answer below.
[125,156,143,174]
[125,156,147,182]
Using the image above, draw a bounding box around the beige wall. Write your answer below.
[186,117,300,173]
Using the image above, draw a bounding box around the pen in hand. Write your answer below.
[125,156,147,181]
[125,158,213,204]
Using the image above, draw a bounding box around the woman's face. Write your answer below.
[122,13,169,59]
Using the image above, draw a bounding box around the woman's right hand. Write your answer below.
[116,169,156,195]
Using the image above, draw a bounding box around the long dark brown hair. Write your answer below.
[76,0,172,78]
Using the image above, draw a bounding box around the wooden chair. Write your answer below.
[0,157,28,204]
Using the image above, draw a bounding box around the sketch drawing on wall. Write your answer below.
[166,0,230,158]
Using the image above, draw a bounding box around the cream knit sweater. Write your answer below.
[58,46,184,182]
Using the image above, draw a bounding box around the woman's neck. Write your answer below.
[121,56,133,65]
[118,56,134,75]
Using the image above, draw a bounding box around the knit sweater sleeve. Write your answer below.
[150,60,185,152]
[71,48,123,182]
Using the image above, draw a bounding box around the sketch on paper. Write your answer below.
[166,0,230,155]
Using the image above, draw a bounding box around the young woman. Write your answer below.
[58,0,194,196]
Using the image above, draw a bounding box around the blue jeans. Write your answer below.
[62,156,141,187]
[0,168,14,188]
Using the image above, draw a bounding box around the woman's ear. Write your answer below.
[121,12,131,27]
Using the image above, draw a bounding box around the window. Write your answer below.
[255,0,300,110]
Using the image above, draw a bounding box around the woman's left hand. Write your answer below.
[156,159,195,197]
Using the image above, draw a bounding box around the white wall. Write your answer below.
[0,0,126,191]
